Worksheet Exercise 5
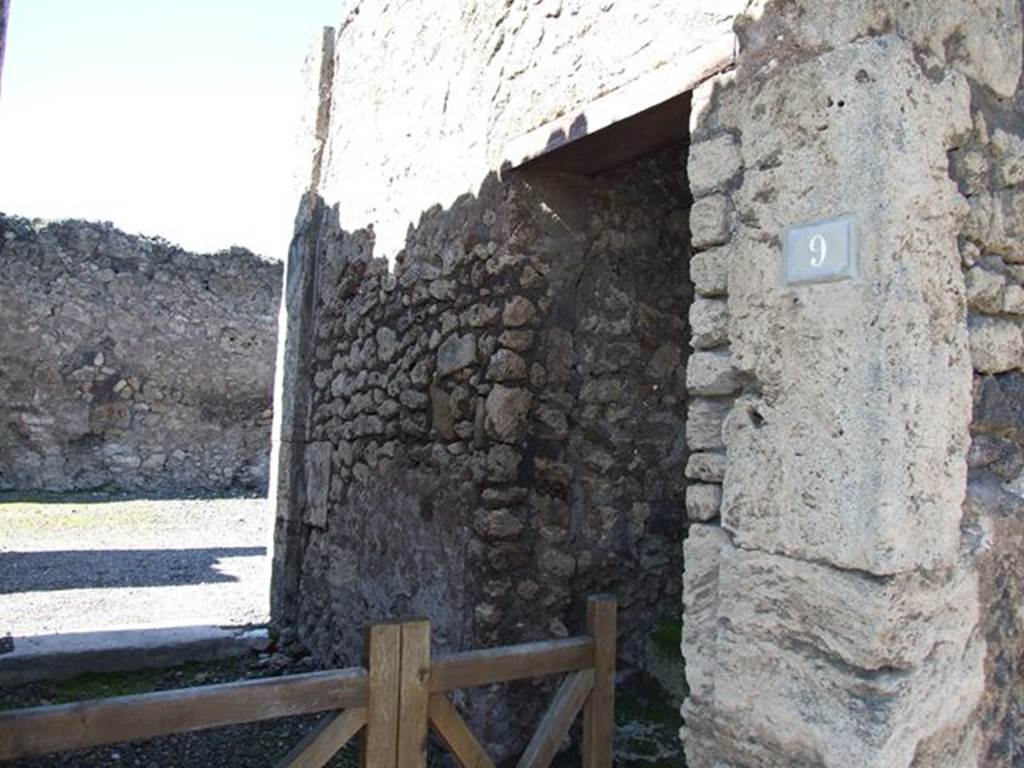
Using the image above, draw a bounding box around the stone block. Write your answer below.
[685,452,726,482]
[689,297,729,349]
[686,398,730,451]
[969,316,1023,373]
[686,351,740,396]
[720,36,973,575]
[436,332,477,376]
[689,134,742,198]
[484,385,532,443]
[685,483,722,521]
[690,194,732,250]
[681,524,730,705]
[690,246,729,297]
[704,539,985,768]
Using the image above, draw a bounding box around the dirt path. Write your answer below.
[0,497,271,638]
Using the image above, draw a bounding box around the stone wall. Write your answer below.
[271,4,745,757]
[275,149,692,756]
[957,56,1024,765]
[0,214,282,496]
[682,2,1023,767]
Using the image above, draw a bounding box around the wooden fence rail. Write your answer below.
[0,595,617,768]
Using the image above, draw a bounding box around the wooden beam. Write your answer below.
[277,707,367,768]
[582,595,617,768]
[428,694,496,768]
[361,622,402,768]
[516,670,594,768]
[429,637,593,693]
[396,621,431,768]
[0,667,368,761]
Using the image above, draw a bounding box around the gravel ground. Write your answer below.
[0,497,271,637]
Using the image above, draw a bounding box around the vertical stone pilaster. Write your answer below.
[679,3,1023,763]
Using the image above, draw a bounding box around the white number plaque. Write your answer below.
[782,215,859,286]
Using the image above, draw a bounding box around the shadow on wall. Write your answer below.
[274,139,692,757]
[0,547,266,593]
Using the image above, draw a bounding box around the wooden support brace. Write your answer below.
[428,694,496,768]
[277,707,367,768]
[582,595,617,768]
[515,669,594,768]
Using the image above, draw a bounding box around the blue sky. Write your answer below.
[0,0,342,258]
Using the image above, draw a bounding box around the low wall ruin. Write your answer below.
[0,214,282,497]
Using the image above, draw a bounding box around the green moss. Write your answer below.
[650,617,683,663]
[50,661,208,703]
[615,673,681,730]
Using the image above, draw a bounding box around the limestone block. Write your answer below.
[681,524,730,705]
[686,483,722,522]
[735,0,1023,98]
[686,398,730,451]
[1002,284,1024,315]
[686,452,727,483]
[690,246,729,297]
[706,540,985,768]
[965,189,1024,262]
[689,134,742,198]
[965,265,1006,314]
[721,37,973,574]
[992,128,1024,188]
[969,316,1023,373]
[689,298,729,349]
[687,351,741,396]
[690,194,732,250]
[484,385,532,444]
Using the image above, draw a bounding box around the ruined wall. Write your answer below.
[0,215,282,496]
[958,60,1024,765]
[682,2,1024,767]
[276,149,691,755]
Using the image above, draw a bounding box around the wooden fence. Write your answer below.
[0,595,616,767]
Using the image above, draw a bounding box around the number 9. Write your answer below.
[809,234,827,267]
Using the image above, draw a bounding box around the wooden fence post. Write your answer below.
[396,620,431,768]
[362,622,402,768]
[581,595,616,768]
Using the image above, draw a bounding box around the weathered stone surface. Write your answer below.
[690,194,732,250]
[736,0,1023,98]
[690,247,729,297]
[723,36,972,575]
[685,483,722,522]
[704,538,984,768]
[965,265,1006,314]
[685,452,726,483]
[688,134,742,197]
[0,215,280,495]
[689,298,729,349]
[501,296,538,328]
[686,398,730,451]
[686,351,740,396]
[486,349,528,382]
[484,385,532,444]
[969,316,1023,374]
[436,332,477,376]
